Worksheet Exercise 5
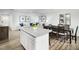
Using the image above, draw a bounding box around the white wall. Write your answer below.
[10,11,40,30]
[0,10,12,27]
[0,9,17,30]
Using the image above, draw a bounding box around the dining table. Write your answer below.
[43,24,73,44]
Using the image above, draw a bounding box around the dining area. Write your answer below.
[42,13,79,50]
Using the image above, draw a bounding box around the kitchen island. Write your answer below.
[20,27,49,50]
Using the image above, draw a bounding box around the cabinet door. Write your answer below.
[23,32,35,50]
[27,35,35,50]
[20,31,29,49]
[20,30,35,50]
[0,27,8,41]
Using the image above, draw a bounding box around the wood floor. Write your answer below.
[0,30,24,50]
[49,37,79,50]
[0,30,79,50]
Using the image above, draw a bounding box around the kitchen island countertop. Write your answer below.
[21,27,50,38]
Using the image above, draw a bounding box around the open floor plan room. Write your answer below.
[0,9,79,50]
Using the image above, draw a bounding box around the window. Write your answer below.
[65,13,71,25]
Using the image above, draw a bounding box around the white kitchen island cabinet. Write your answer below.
[20,28,49,50]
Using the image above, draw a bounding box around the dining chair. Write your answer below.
[57,26,67,42]
[71,26,78,43]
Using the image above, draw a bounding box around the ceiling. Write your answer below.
[13,9,79,13]
[0,9,79,14]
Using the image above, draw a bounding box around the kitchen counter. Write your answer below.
[21,27,49,38]
[20,27,49,50]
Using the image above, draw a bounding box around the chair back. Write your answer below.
[75,26,78,36]
[64,25,70,30]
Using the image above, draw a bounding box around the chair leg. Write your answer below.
[49,37,51,46]
[75,36,77,44]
